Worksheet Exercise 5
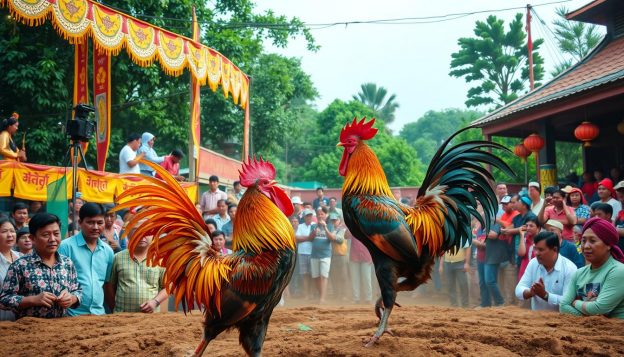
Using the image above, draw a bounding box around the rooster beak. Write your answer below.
[336,142,344,147]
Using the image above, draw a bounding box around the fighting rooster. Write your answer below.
[115,158,295,357]
[337,117,513,346]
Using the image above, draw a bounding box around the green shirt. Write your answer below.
[109,250,165,313]
[560,256,624,318]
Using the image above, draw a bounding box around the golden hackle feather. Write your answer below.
[342,143,393,197]
[113,159,231,316]
[232,187,295,253]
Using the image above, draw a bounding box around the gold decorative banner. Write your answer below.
[2,0,249,109]
[77,169,117,203]
[11,163,73,201]
[230,67,241,105]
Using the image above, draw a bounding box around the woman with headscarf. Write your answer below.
[137,132,164,176]
[560,217,624,318]
[0,113,26,161]
[564,186,590,229]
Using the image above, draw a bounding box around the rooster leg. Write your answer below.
[365,305,394,347]
[193,339,208,357]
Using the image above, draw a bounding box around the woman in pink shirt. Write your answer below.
[518,216,541,280]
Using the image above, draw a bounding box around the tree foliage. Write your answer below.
[550,7,603,76]
[449,14,545,108]
[352,83,400,124]
[0,0,317,170]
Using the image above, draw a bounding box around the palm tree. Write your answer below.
[352,83,399,124]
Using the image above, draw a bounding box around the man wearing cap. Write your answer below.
[495,183,508,218]
[200,175,228,219]
[515,231,577,311]
[545,220,585,268]
[295,209,315,298]
[538,188,576,242]
[119,133,145,174]
[597,178,621,224]
[291,196,304,223]
[528,182,545,215]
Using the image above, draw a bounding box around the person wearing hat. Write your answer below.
[15,227,32,256]
[563,185,591,230]
[596,178,621,224]
[515,231,578,311]
[528,182,545,215]
[291,196,304,223]
[295,209,315,299]
[538,188,576,242]
[137,132,165,176]
[119,133,145,174]
[614,181,624,253]
[545,220,585,268]
[560,217,624,318]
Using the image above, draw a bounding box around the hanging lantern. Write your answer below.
[523,133,544,153]
[617,120,624,135]
[514,143,531,160]
[574,121,600,147]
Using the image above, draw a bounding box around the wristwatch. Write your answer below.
[542,292,549,301]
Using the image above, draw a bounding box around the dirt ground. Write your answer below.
[2,294,623,357]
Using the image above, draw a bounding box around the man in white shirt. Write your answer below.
[119,133,144,174]
[515,231,577,311]
[295,209,315,298]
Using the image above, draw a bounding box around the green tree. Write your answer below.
[0,0,317,169]
[449,14,545,108]
[400,109,482,164]
[551,6,603,76]
[352,83,400,124]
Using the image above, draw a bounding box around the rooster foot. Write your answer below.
[374,298,401,321]
[363,329,395,347]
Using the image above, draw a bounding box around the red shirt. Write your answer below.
[499,210,519,243]
[155,155,179,179]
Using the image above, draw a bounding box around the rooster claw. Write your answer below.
[363,329,396,347]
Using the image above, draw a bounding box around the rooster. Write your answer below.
[115,157,295,357]
[337,117,513,346]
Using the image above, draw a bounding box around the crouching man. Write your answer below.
[515,231,577,311]
[0,213,82,318]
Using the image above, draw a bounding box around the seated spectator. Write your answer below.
[59,203,114,316]
[211,230,231,256]
[545,220,585,268]
[0,217,22,321]
[517,216,541,280]
[15,227,32,256]
[107,227,167,313]
[515,231,577,311]
[0,213,82,319]
[11,202,29,230]
[560,217,624,318]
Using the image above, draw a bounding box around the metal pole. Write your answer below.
[70,143,79,236]
[526,4,535,91]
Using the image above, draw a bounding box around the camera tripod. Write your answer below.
[59,139,89,236]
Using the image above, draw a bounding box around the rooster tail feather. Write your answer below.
[411,128,514,254]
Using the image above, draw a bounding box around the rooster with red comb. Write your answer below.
[338,117,513,346]
[115,156,295,356]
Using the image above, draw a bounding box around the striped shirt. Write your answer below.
[109,250,165,313]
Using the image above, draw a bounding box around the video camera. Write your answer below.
[66,104,96,142]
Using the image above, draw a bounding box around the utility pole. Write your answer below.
[526,4,535,91]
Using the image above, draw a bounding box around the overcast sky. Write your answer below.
[258,0,594,132]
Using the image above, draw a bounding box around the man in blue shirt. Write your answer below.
[58,203,114,316]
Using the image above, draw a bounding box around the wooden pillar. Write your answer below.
[537,121,557,190]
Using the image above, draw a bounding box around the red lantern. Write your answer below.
[523,133,544,153]
[514,143,531,160]
[574,121,599,147]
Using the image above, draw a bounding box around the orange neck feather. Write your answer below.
[342,143,393,197]
[232,187,296,253]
